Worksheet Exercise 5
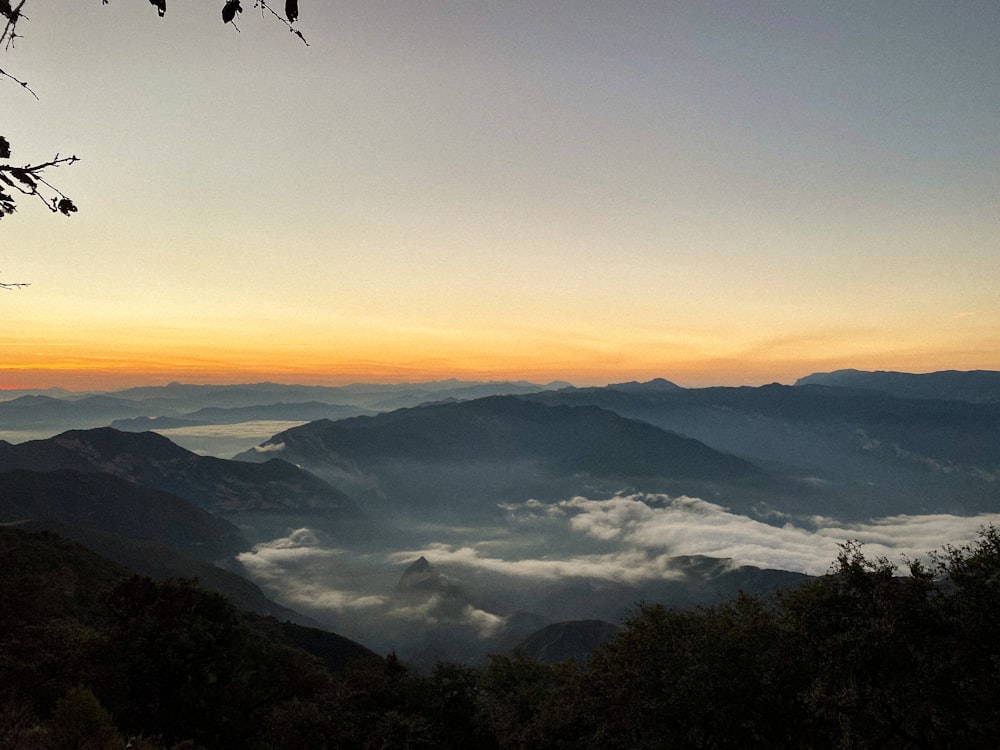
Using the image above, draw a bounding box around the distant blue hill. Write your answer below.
[525,378,1000,519]
[795,369,1000,403]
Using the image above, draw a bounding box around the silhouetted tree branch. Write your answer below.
[0,275,30,289]
[0,0,307,224]
[0,1,26,50]
[0,137,80,222]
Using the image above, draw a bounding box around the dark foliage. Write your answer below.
[0,528,375,749]
[5,525,1000,748]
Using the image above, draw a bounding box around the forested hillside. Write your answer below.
[5,525,1000,749]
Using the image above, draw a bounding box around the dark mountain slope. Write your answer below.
[0,469,244,559]
[0,427,364,518]
[241,395,762,478]
[0,525,374,656]
[241,613,377,673]
[516,620,621,664]
[0,469,324,623]
[236,396,769,518]
[12,519,316,625]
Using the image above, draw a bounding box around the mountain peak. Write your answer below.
[409,555,431,571]
[397,556,441,591]
[608,378,682,393]
[53,426,195,461]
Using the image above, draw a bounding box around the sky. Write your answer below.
[2,1,999,391]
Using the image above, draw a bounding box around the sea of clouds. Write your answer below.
[236,492,1000,655]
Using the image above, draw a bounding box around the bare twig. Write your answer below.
[0,65,37,98]
[0,272,29,289]
[257,0,308,46]
[1,2,35,96]
[0,0,26,51]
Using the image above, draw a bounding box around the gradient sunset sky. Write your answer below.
[2,1,998,391]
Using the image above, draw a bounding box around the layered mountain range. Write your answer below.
[2,370,998,666]
[0,379,570,431]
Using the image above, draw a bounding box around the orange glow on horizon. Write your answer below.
[4,342,999,393]
[4,308,999,392]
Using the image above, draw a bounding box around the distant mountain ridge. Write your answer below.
[111,402,374,431]
[0,379,572,455]
[795,369,1000,403]
[0,394,152,430]
[3,378,569,415]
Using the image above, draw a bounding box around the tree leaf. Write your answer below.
[285,0,298,23]
[9,169,36,190]
[148,0,166,18]
[0,136,10,159]
[56,197,78,216]
[222,0,242,24]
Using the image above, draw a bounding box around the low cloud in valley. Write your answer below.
[236,492,1000,658]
